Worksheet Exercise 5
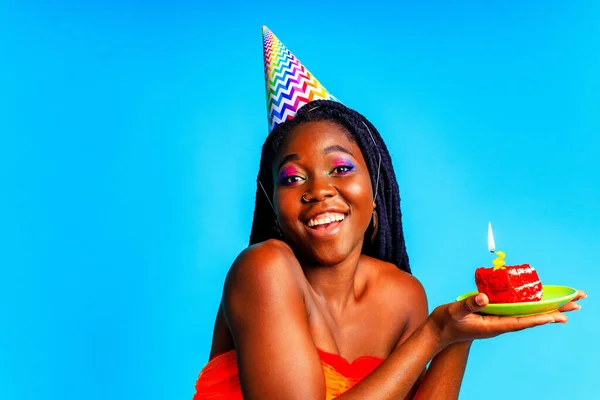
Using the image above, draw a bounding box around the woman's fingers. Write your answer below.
[558,289,586,312]
[574,290,587,300]
[480,310,567,336]
[545,310,568,323]
[558,301,581,312]
[444,291,578,342]
[502,313,559,331]
[456,293,489,318]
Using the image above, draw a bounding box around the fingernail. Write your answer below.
[475,294,484,306]
[576,304,582,310]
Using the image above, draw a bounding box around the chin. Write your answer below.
[311,254,348,267]
[299,243,356,267]
[283,225,364,266]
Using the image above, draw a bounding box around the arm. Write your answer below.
[414,289,588,398]
[334,318,445,399]
[405,288,588,400]
[413,341,472,399]
[223,241,441,400]
[333,276,432,400]
[224,241,568,400]
[333,291,565,400]
[395,277,472,400]
[408,291,588,400]
[223,240,326,399]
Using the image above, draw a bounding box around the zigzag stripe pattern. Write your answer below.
[262,26,339,132]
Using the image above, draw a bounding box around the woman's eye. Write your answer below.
[333,165,354,174]
[281,175,304,185]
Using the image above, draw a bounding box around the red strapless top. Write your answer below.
[193,348,384,399]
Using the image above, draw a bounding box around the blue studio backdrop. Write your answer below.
[1,1,598,399]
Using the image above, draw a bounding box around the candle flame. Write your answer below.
[488,221,496,252]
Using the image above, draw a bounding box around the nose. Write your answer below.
[302,175,337,202]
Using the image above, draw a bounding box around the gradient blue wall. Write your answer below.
[1,1,598,399]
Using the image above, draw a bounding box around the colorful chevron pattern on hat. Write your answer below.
[262,26,339,132]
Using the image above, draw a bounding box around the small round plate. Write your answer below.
[455,285,577,316]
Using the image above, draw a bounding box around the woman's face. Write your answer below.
[272,121,374,265]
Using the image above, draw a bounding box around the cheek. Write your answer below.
[342,176,375,224]
[273,190,301,225]
[343,176,374,204]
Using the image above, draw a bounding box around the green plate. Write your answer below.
[456,285,577,316]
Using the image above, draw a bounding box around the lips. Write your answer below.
[306,212,346,228]
[301,209,348,239]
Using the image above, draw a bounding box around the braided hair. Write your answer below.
[249,100,411,274]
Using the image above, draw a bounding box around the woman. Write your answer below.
[193,28,585,399]
[193,100,584,399]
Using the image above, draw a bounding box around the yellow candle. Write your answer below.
[492,251,506,270]
[488,222,506,270]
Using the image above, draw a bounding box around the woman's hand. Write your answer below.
[558,289,587,312]
[429,289,586,347]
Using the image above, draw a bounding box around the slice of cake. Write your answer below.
[475,264,543,303]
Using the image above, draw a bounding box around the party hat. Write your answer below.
[262,26,339,132]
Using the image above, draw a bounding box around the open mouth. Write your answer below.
[305,212,346,230]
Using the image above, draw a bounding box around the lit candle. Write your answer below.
[488,221,495,252]
[488,222,506,270]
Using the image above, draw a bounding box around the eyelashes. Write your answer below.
[279,175,304,186]
[278,166,304,186]
[278,162,356,186]
[331,158,356,175]
[332,164,355,175]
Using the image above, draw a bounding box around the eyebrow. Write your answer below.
[277,154,300,170]
[277,145,355,170]
[324,145,354,157]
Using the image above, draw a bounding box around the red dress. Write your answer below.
[193,348,384,399]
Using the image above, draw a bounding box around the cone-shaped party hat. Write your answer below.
[262,26,339,132]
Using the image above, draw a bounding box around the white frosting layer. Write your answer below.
[527,291,543,300]
[515,280,542,291]
[508,267,534,275]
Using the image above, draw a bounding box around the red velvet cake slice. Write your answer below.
[475,264,543,303]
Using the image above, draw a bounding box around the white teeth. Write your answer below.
[307,213,345,227]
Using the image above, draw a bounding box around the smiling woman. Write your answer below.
[255,111,402,270]
[250,103,408,274]
[191,27,584,400]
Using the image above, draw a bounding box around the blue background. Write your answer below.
[1,1,598,399]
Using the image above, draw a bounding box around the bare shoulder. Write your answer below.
[224,239,302,288]
[211,240,301,358]
[367,257,428,308]
[222,239,306,324]
[221,240,326,398]
[364,257,429,345]
[232,238,298,266]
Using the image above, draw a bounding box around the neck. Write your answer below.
[301,244,366,313]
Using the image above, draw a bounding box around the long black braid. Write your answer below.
[249,100,411,274]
